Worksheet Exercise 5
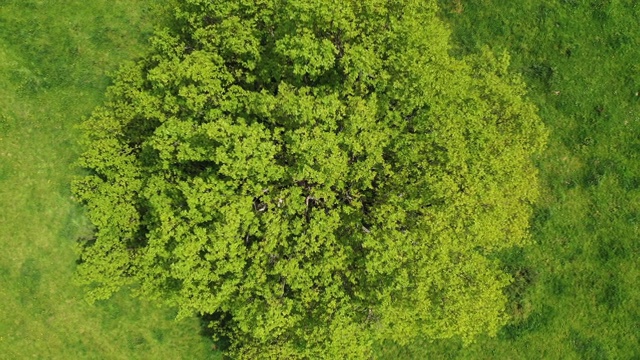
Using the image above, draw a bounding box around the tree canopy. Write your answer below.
[72,0,547,358]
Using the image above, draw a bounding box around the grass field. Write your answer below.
[0,1,219,358]
[2,0,639,359]
[379,1,640,358]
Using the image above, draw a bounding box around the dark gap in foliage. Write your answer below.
[199,311,233,353]
[123,117,162,148]
[163,277,183,294]
[175,160,221,178]
[75,234,98,266]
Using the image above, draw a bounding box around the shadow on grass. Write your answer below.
[500,304,554,341]
[19,258,42,300]
[569,329,607,360]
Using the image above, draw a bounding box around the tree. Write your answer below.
[72,0,547,358]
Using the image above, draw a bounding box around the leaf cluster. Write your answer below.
[73,0,547,358]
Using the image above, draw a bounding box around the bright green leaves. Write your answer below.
[197,16,261,70]
[276,31,337,78]
[74,0,547,358]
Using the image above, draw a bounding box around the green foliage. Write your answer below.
[74,0,546,358]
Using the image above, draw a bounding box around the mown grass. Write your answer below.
[0,1,219,358]
[380,0,640,358]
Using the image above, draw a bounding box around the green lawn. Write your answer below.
[380,1,640,358]
[0,1,218,358]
